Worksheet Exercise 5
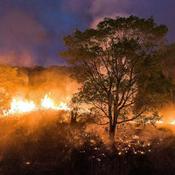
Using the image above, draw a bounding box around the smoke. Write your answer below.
[0,52,35,67]
[87,0,159,28]
[0,65,79,111]
[62,0,131,28]
[62,0,141,28]
[27,66,79,103]
[0,1,174,67]
[0,10,47,66]
[90,0,130,17]
[68,0,175,42]
[98,1,175,41]
[90,12,128,28]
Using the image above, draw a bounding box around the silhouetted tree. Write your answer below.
[61,16,172,140]
[163,43,175,102]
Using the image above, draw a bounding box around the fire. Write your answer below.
[158,106,175,126]
[3,98,37,116]
[170,120,175,125]
[3,94,70,116]
[1,94,175,127]
[41,94,56,109]
[41,94,70,111]
[156,120,175,126]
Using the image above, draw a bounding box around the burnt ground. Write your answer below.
[0,116,174,175]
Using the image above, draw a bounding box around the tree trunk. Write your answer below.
[108,97,118,142]
[70,110,77,125]
[109,123,116,142]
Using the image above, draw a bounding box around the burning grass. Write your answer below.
[2,94,70,116]
[0,65,175,174]
[0,112,174,175]
[0,65,78,115]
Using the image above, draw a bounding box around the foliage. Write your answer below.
[61,16,172,137]
[0,116,175,175]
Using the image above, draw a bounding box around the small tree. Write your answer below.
[61,16,171,140]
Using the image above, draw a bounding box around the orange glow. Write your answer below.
[41,94,70,111]
[3,94,70,116]
[156,120,175,126]
[158,105,175,126]
[170,120,175,125]
[3,98,37,115]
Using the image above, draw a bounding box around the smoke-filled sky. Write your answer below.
[0,0,174,66]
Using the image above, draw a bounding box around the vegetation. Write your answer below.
[0,16,175,175]
[62,16,172,139]
[0,114,174,175]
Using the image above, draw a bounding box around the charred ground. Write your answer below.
[0,113,174,175]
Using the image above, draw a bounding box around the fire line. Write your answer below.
[2,94,70,116]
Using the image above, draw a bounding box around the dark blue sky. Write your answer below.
[0,0,174,66]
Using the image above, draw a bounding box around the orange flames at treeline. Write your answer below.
[1,92,175,127]
[0,65,78,116]
[2,94,70,116]
[0,65,174,126]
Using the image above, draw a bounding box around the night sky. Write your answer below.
[0,0,174,66]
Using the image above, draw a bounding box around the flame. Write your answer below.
[156,120,175,126]
[158,106,175,126]
[41,94,55,109]
[3,94,70,116]
[3,98,36,116]
[2,94,175,127]
[41,94,70,111]
[170,120,175,125]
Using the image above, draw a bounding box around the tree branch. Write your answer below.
[117,111,145,124]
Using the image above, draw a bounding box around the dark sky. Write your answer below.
[0,0,174,66]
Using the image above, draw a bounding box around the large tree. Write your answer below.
[61,16,171,139]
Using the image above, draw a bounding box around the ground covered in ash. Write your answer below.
[0,113,174,175]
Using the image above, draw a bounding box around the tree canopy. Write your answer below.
[61,16,172,139]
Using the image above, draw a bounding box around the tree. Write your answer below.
[0,65,29,112]
[162,44,175,102]
[61,16,171,140]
